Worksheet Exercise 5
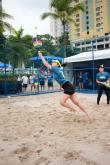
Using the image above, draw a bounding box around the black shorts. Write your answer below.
[48,82,53,87]
[40,81,45,86]
[23,84,28,88]
[62,81,75,95]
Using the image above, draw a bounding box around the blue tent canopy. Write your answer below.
[0,62,11,68]
[29,55,64,63]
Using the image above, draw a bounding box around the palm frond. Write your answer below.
[41,12,59,20]
[11,28,18,36]
[0,8,13,19]
[58,11,68,23]
[70,3,85,14]
[42,0,85,36]
[11,27,24,39]
[67,18,77,26]
[18,27,24,38]
[2,21,12,32]
[0,7,13,33]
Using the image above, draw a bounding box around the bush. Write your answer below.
[0,74,17,94]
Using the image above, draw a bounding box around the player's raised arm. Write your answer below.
[38,51,51,69]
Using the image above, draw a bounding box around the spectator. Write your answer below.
[39,74,45,91]
[22,75,29,93]
[16,75,22,93]
[34,75,39,93]
[89,78,92,90]
[83,72,89,89]
[30,73,36,92]
[48,74,53,90]
[78,71,83,90]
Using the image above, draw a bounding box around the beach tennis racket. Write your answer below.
[104,80,110,88]
[99,80,110,88]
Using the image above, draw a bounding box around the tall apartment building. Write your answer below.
[49,0,68,42]
[50,18,63,39]
[70,0,110,51]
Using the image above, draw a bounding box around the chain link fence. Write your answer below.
[0,65,110,96]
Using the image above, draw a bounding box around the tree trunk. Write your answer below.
[63,23,66,58]
[0,0,2,8]
[0,0,3,35]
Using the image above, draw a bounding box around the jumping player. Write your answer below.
[38,51,90,120]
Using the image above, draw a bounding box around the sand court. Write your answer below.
[0,93,110,165]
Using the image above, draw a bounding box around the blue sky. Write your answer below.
[3,0,50,36]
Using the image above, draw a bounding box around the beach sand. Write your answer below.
[0,92,110,165]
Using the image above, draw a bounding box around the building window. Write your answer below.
[76,23,80,27]
[85,0,88,5]
[97,44,104,50]
[96,28,101,32]
[76,14,79,17]
[86,47,91,51]
[96,23,101,27]
[105,37,109,41]
[86,16,89,19]
[87,31,89,35]
[96,7,100,11]
[76,28,80,32]
[97,38,104,42]
[77,33,80,37]
[82,42,85,45]
[96,17,100,22]
[92,45,96,50]
[86,6,88,10]
[86,40,91,44]
[96,12,100,16]
[75,43,80,46]
[105,44,109,49]
[76,18,80,22]
[92,40,96,43]
[105,33,108,36]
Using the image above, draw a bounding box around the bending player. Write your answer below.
[38,51,90,121]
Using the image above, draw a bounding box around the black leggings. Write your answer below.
[97,86,110,104]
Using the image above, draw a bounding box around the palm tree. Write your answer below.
[0,0,13,35]
[0,0,13,51]
[11,27,24,40]
[41,0,84,58]
[8,27,32,68]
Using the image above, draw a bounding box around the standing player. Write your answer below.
[96,65,110,105]
[38,51,90,120]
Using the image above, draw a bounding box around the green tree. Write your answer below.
[34,34,57,55]
[0,0,13,34]
[0,0,13,62]
[41,0,84,58]
[7,27,33,68]
[0,0,13,35]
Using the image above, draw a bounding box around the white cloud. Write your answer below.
[2,0,50,36]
